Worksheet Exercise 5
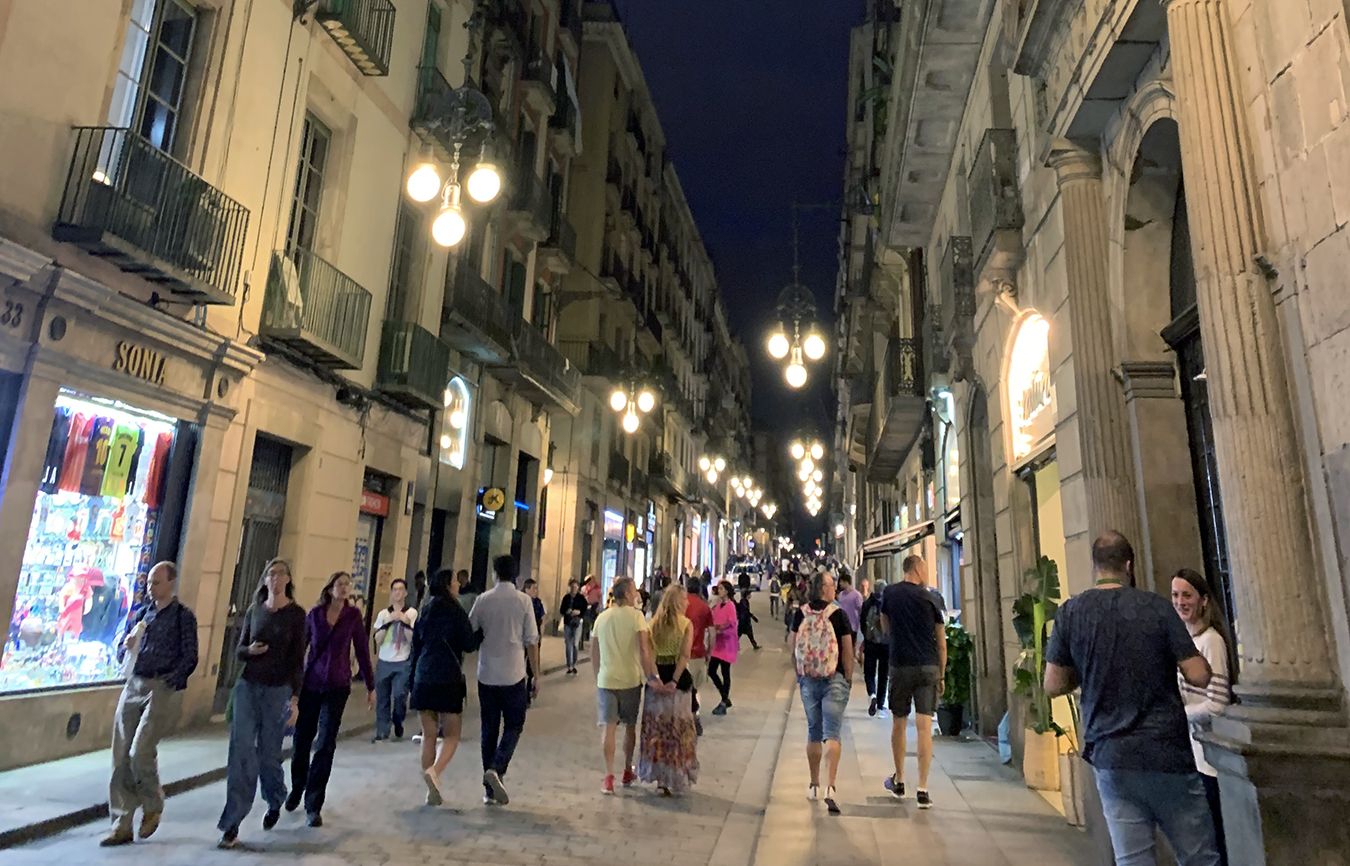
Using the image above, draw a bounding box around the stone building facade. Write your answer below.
[834,0,1350,860]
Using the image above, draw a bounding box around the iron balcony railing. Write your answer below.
[377,320,449,410]
[314,0,396,76]
[608,451,630,487]
[53,126,248,304]
[558,339,622,377]
[509,170,552,229]
[511,319,581,409]
[969,128,1024,277]
[887,337,924,398]
[261,248,372,369]
[444,262,514,361]
[543,216,577,261]
[522,55,557,107]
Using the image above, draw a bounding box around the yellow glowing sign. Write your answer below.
[1007,313,1054,462]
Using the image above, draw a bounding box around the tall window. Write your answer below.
[286,115,331,255]
[109,0,198,153]
[387,203,424,322]
[421,4,442,69]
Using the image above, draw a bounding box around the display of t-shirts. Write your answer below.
[141,431,173,509]
[56,413,92,493]
[79,417,116,497]
[100,424,143,499]
[40,408,73,494]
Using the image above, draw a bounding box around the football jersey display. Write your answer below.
[100,424,143,499]
[79,417,115,497]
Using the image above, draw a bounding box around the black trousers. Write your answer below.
[864,642,889,706]
[479,680,529,792]
[290,687,349,814]
[708,657,732,705]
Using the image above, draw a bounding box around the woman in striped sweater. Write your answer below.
[1171,568,1233,866]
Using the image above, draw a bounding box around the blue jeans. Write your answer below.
[374,658,410,738]
[798,673,850,742]
[563,622,580,669]
[1095,768,1221,866]
[218,679,291,832]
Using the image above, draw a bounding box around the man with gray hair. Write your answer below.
[102,561,198,846]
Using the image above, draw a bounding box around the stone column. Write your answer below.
[1166,0,1342,719]
[1166,0,1349,862]
[1047,147,1142,547]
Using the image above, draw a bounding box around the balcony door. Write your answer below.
[285,115,332,256]
[109,0,198,155]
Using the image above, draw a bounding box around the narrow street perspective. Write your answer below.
[2,0,1350,864]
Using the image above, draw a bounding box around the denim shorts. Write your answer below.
[799,673,850,742]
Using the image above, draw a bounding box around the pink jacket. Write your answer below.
[711,599,739,663]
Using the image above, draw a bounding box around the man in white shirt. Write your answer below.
[468,554,540,806]
[371,578,417,741]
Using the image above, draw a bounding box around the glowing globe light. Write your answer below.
[785,362,808,389]
[636,389,656,414]
[714,456,726,472]
[622,409,639,434]
[431,204,467,247]
[790,441,805,461]
[699,456,711,472]
[609,389,628,412]
[465,161,502,204]
[406,162,442,203]
[803,331,826,361]
[810,442,824,461]
[767,330,790,360]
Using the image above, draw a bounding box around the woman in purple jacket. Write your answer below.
[285,571,374,826]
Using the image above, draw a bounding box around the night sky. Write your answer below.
[611,1,859,443]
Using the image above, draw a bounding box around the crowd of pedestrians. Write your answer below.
[94,530,1233,864]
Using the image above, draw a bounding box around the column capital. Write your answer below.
[1116,361,1178,402]
[1047,139,1103,186]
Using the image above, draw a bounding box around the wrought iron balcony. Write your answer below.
[53,126,248,304]
[377,320,449,411]
[538,215,577,272]
[649,452,687,497]
[968,128,1024,283]
[939,235,976,379]
[490,319,581,415]
[630,466,649,496]
[260,248,372,369]
[506,170,552,240]
[558,339,622,379]
[608,450,630,489]
[521,56,557,114]
[442,261,514,363]
[867,336,928,482]
[314,0,395,76]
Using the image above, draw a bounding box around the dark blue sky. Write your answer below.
[612,0,859,436]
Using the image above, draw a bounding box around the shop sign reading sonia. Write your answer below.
[1007,313,1055,462]
[113,341,170,386]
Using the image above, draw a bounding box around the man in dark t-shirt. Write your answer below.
[879,554,945,809]
[1045,531,1218,866]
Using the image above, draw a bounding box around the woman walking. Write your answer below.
[859,578,889,716]
[638,586,699,795]
[791,570,853,814]
[217,559,306,849]
[560,578,588,674]
[286,571,375,827]
[1172,568,1233,865]
[410,568,481,805]
[708,580,739,715]
[736,589,761,650]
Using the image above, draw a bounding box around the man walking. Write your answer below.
[1045,532,1219,865]
[372,578,417,742]
[523,579,545,702]
[859,578,889,716]
[880,555,945,809]
[684,576,714,735]
[560,579,588,674]
[591,577,662,793]
[468,555,540,806]
[835,573,863,639]
[103,561,198,846]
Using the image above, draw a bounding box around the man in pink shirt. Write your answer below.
[684,577,715,735]
[708,579,740,715]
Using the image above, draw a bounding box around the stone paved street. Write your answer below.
[4,598,1093,865]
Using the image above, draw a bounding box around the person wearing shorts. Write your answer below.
[790,571,854,814]
[880,555,946,809]
[591,577,663,794]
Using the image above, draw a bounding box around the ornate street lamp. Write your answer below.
[609,380,658,434]
[698,453,727,484]
[761,502,778,519]
[765,206,828,388]
[404,4,503,247]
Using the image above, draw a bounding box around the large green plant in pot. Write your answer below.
[937,617,974,736]
[1011,555,1065,736]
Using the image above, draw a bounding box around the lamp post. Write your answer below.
[403,3,503,247]
[765,205,828,388]
[609,380,658,434]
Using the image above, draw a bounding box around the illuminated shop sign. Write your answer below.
[1007,313,1055,463]
[439,377,471,469]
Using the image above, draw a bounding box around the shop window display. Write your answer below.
[2,391,178,694]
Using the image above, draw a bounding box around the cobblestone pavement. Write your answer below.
[7,598,797,866]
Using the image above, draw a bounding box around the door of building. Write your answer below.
[214,436,291,714]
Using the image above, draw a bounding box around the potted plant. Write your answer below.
[937,617,973,736]
[1012,555,1065,790]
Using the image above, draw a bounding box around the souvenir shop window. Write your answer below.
[2,390,181,694]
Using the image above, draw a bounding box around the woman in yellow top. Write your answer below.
[638,586,700,795]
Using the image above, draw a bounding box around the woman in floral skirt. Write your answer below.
[638,585,699,795]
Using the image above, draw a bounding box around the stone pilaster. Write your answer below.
[1047,147,1141,548]
[1167,0,1350,861]
[1166,0,1343,721]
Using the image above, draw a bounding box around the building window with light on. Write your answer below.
[440,376,471,468]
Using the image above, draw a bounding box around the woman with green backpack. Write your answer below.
[789,570,854,814]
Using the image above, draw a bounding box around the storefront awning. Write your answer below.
[858,520,936,563]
